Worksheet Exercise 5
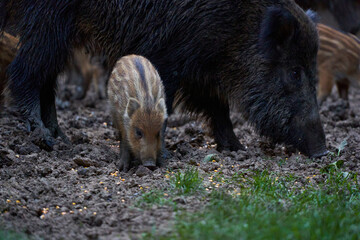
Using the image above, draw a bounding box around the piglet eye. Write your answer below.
[135,128,143,139]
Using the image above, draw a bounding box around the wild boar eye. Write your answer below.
[134,128,143,139]
[290,67,302,81]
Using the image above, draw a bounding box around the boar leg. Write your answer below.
[8,23,72,150]
[80,71,93,100]
[8,58,55,150]
[336,78,350,101]
[157,119,168,167]
[23,95,54,151]
[75,67,92,100]
[89,55,108,99]
[96,72,109,100]
[40,82,70,144]
[71,50,90,100]
[182,87,245,151]
[119,138,131,172]
[98,61,110,100]
[69,66,87,100]
[194,96,245,152]
[93,68,106,100]
[317,70,334,104]
[209,104,245,152]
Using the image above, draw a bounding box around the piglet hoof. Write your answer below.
[117,160,125,172]
[30,127,55,151]
[157,149,170,168]
[117,159,130,172]
[122,165,130,172]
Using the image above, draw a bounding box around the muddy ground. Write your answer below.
[0,79,359,240]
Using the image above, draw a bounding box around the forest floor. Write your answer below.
[0,82,359,240]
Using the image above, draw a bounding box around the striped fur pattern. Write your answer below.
[108,55,167,171]
[317,23,360,103]
[0,32,18,108]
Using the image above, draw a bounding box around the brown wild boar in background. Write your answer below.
[317,23,360,104]
[108,55,167,171]
[0,32,18,109]
[65,49,109,100]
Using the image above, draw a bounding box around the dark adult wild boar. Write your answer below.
[0,0,327,157]
[108,55,167,171]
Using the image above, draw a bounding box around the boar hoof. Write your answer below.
[48,125,70,144]
[117,161,130,172]
[30,127,55,151]
[309,150,329,159]
[57,129,70,144]
[217,141,246,152]
[118,157,131,172]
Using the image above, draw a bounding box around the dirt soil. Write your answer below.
[1,79,359,240]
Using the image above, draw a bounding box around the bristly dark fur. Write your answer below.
[259,7,298,61]
[0,0,82,149]
[0,1,6,32]
[1,0,327,156]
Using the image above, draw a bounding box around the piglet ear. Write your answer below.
[306,9,320,23]
[156,98,168,118]
[259,6,298,60]
[125,98,141,118]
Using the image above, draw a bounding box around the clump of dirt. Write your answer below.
[1,82,359,239]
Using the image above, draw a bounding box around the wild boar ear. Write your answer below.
[305,9,320,23]
[125,98,141,118]
[259,7,298,60]
[156,98,168,118]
